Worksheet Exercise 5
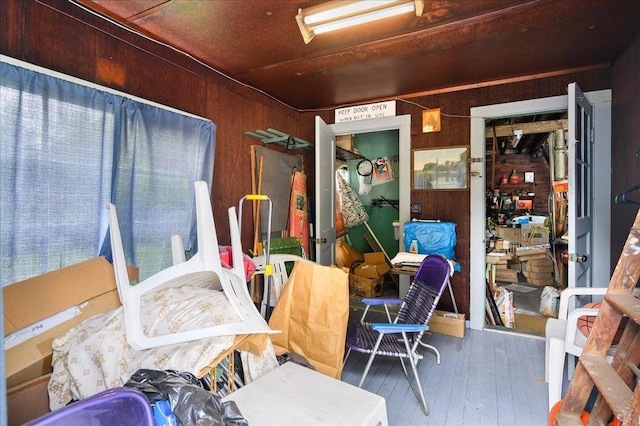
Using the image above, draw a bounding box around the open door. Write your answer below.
[567,83,593,289]
[469,88,610,330]
[314,116,337,265]
[313,114,412,294]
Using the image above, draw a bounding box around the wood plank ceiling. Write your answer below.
[74,0,639,111]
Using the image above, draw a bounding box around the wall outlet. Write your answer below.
[410,203,422,214]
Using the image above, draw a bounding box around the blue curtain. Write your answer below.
[1,60,216,285]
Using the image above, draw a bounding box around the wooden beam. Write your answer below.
[485,119,567,138]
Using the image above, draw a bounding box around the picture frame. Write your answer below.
[412,146,468,190]
[422,108,441,133]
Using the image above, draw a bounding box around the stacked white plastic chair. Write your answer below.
[108,181,277,350]
[544,287,615,411]
[251,254,313,317]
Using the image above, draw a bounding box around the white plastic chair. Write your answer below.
[251,254,313,317]
[108,180,278,350]
[544,286,616,411]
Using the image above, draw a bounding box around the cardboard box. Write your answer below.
[495,239,510,250]
[429,310,465,338]
[3,257,136,388]
[349,274,384,297]
[494,226,520,243]
[495,269,519,283]
[353,252,391,279]
[520,224,550,246]
[7,375,51,426]
[523,270,554,286]
[336,134,354,151]
[524,261,554,273]
[515,247,549,261]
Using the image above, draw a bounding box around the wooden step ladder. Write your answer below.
[555,209,640,426]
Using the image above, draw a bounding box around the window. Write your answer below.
[1,57,216,285]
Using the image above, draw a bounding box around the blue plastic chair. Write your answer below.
[345,255,451,415]
[26,387,154,425]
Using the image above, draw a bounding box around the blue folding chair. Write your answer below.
[345,255,451,415]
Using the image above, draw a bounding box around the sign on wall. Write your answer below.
[335,101,396,123]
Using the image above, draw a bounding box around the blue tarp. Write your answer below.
[404,221,457,260]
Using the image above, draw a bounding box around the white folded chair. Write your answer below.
[251,254,313,317]
[544,286,618,411]
[108,180,277,350]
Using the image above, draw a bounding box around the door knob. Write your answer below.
[565,253,588,263]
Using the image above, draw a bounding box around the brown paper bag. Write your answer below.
[268,261,349,379]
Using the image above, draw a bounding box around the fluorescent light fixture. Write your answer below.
[296,0,424,44]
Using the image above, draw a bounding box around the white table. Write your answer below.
[222,362,388,426]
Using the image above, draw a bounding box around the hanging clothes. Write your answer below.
[336,173,369,228]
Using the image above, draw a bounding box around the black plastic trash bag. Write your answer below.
[124,369,248,426]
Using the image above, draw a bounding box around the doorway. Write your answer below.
[314,114,412,296]
[484,112,566,335]
[340,130,399,261]
[469,90,612,332]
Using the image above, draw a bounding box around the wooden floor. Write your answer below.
[341,322,549,426]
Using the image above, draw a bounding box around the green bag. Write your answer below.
[265,237,305,275]
[266,237,304,256]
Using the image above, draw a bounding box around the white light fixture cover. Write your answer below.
[296,0,424,44]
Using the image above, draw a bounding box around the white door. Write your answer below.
[314,115,412,297]
[314,116,337,265]
[469,90,610,330]
[567,83,593,288]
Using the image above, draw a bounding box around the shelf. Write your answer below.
[336,146,365,161]
[246,129,366,162]
[245,128,313,150]
[496,182,535,190]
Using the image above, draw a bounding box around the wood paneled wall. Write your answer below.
[487,154,551,212]
[610,32,640,272]
[1,0,315,252]
[358,70,611,314]
[3,0,636,317]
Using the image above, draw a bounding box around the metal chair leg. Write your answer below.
[358,335,384,387]
[418,339,441,364]
[403,333,429,415]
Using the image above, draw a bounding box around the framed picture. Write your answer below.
[412,146,468,190]
[422,108,441,133]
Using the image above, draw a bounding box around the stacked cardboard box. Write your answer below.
[495,268,519,283]
[4,257,137,425]
[515,247,549,261]
[486,252,521,283]
[522,258,555,286]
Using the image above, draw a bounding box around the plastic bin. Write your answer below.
[26,387,154,426]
